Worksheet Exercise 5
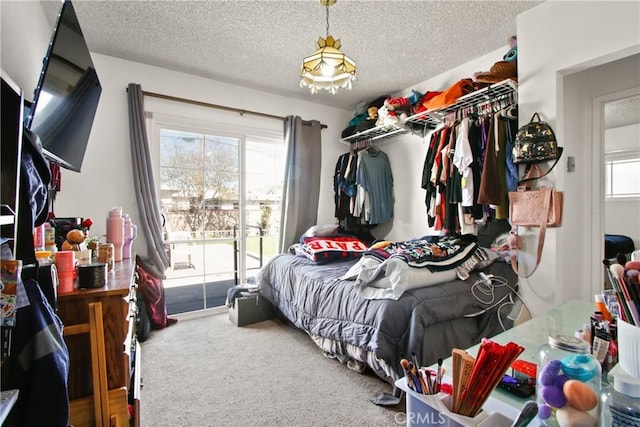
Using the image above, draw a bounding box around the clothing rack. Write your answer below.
[350,138,380,154]
[443,95,518,126]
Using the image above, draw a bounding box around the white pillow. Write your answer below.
[301,224,339,239]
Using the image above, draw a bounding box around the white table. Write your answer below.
[396,299,594,426]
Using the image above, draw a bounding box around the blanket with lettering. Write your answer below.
[290,235,369,264]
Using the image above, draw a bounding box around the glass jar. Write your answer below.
[601,367,640,427]
[536,334,601,426]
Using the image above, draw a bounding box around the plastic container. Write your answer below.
[618,318,640,379]
[97,243,114,271]
[395,378,519,427]
[54,250,76,272]
[33,224,45,251]
[44,222,56,248]
[122,213,137,259]
[601,366,640,427]
[106,207,124,262]
[57,270,75,294]
[595,294,612,322]
[536,334,601,426]
[35,250,53,265]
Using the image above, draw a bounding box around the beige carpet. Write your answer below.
[139,312,404,426]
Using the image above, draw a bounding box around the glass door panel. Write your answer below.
[244,138,284,283]
[160,128,241,313]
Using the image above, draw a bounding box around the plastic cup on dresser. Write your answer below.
[55,250,76,294]
[54,250,76,271]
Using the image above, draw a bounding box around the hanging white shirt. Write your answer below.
[452,118,474,207]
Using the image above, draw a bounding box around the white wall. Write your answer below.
[516,0,640,316]
[0,1,52,101]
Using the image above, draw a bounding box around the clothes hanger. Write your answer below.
[367,138,379,154]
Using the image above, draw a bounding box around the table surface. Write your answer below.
[431,299,595,410]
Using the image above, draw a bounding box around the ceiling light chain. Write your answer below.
[325,2,330,38]
[300,0,356,95]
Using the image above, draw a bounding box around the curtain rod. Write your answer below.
[141,90,327,129]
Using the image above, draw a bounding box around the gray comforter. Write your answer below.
[256,253,518,383]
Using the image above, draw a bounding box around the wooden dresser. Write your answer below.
[57,258,140,426]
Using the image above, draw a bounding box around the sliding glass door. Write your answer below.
[157,127,283,314]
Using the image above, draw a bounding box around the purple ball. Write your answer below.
[553,373,568,389]
[541,385,567,408]
[538,403,552,420]
[539,360,562,386]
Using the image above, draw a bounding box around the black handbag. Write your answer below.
[512,112,561,164]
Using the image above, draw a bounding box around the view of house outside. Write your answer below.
[158,128,283,312]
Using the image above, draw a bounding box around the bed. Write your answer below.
[256,232,519,384]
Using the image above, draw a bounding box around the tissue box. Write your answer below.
[228,293,274,327]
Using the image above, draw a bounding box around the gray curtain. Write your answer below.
[127,83,170,277]
[279,116,322,252]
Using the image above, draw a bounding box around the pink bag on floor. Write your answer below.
[135,255,177,329]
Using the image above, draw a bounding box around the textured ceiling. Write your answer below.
[39,0,544,111]
[604,95,640,129]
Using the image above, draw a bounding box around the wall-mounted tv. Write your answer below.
[27,0,101,173]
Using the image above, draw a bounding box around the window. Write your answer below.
[604,153,640,199]
[151,113,284,314]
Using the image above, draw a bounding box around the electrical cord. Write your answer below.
[465,273,532,332]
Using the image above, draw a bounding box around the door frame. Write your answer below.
[591,86,640,297]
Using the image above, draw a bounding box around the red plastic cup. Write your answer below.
[54,250,76,272]
[57,270,75,294]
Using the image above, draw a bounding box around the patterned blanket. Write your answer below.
[365,234,478,271]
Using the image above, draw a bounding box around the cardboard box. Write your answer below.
[228,294,274,327]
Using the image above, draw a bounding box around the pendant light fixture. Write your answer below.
[300,0,356,95]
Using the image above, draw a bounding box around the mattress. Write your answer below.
[256,252,518,383]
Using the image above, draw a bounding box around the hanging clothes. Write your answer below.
[477,114,502,206]
[502,115,519,193]
[493,110,510,219]
[356,147,394,225]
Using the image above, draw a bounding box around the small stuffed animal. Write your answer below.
[61,229,86,251]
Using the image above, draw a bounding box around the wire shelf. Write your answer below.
[405,79,518,126]
[340,79,518,144]
[341,123,408,144]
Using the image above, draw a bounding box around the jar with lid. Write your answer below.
[536,334,601,426]
[601,366,640,427]
[35,250,53,265]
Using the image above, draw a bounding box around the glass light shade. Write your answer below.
[300,35,356,95]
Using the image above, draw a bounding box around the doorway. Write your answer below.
[583,54,640,297]
[156,126,284,314]
[596,91,640,283]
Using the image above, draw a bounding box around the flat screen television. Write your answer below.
[26,0,101,173]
